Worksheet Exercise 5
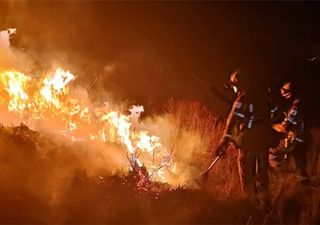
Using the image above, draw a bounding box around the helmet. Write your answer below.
[224,70,241,94]
[280,81,293,99]
[230,70,239,84]
[282,81,292,92]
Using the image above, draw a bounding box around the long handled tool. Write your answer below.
[200,89,244,183]
[202,155,220,176]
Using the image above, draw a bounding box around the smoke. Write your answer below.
[0,28,217,190]
[137,113,213,186]
[1,3,320,224]
[0,28,17,69]
[0,5,297,221]
[0,1,221,115]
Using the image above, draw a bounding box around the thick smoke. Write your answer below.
[0,28,217,187]
[0,2,221,115]
[0,29,220,224]
[1,3,320,224]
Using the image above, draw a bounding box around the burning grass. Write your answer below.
[0,119,250,224]
[1,28,320,224]
[0,101,319,224]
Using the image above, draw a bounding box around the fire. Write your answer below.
[101,111,135,153]
[136,131,161,153]
[0,70,31,113]
[0,29,176,184]
[0,67,172,181]
[40,68,75,109]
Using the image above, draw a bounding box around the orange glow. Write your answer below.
[0,66,173,182]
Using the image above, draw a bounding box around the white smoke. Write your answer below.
[0,28,214,187]
[0,28,17,69]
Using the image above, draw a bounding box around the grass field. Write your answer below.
[0,100,319,224]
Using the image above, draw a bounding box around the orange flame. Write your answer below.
[0,67,172,183]
[0,28,181,184]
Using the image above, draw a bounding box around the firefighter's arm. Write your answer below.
[283,98,300,127]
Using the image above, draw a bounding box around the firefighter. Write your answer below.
[211,70,272,196]
[269,81,310,184]
[214,70,246,156]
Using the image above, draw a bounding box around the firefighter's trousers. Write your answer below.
[237,124,272,194]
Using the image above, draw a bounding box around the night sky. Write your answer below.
[1,2,319,123]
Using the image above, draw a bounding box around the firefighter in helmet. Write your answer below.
[211,70,271,196]
[271,81,297,132]
[214,70,245,156]
[269,81,310,184]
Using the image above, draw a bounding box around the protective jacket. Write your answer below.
[270,94,306,143]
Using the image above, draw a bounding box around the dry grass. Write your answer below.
[164,99,320,224]
[0,100,319,224]
[164,99,245,197]
[163,99,224,154]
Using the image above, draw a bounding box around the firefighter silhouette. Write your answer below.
[269,81,310,184]
[211,70,273,195]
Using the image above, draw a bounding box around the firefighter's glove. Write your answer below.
[216,144,227,156]
[216,137,231,156]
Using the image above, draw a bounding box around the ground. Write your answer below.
[0,123,319,224]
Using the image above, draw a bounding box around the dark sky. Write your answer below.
[0,2,320,122]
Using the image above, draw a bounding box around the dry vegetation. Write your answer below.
[0,100,319,224]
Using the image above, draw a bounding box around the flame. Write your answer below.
[0,70,31,113]
[101,111,135,153]
[136,131,161,153]
[0,67,173,183]
[0,29,179,184]
[39,68,75,110]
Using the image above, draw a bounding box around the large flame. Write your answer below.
[40,68,76,109]
[0,67,172,180]
[0,29,207,185]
